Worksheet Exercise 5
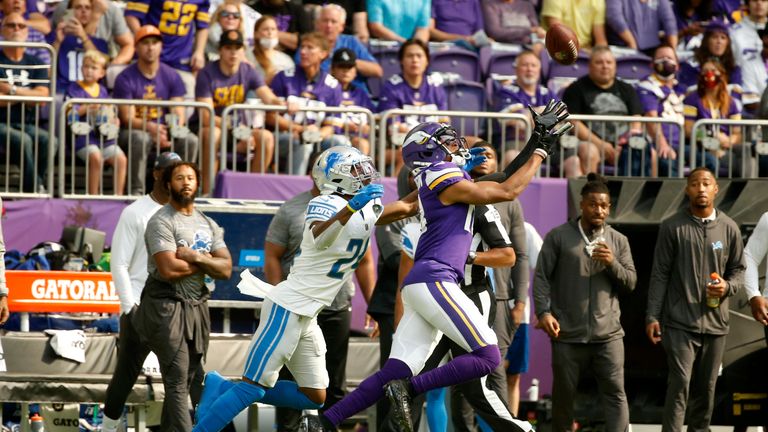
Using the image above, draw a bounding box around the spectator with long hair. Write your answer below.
[206,0,249,62]
[678,21,742,103]
[251,14,293,84]
[683,59,748,176]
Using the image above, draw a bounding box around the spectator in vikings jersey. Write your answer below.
[113,25,200,195]
[683,59,749,176]
[0,0,51,65]
[494,51,554,164]
[429,0,488,47]
[51,0,134,93]
[606,0,678,55]
[124,0,211,96]
[303,0,369,43]
[367,0,430,42]
[562,46,647,178]
[378,39,448,175]
[307,4,382,82]
[192,29,286,193]
[268,32,345,175]
[251,14,294,85]
[65,50,127,195]
[731,0,768,112]
[482,0,545,47]
[0,13,56,193]
[635,45,687,177]
[678,21,743,106]
[251,0,313,53]
[330,48,374,155]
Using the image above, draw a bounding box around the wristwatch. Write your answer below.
[466,251,477,265]
[9,85,16,95]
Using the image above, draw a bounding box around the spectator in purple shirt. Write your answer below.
[606,0,678,55]
[429,0,486,46]
[378,39,449,175]
[268,32,345,175]
[0,0,51,64]
[482,0,545,47]
[193,29,286,193]
[635,45,687,177]
[330,48,374,155]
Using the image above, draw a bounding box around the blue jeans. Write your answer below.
[617,145,652,177]
[0,122,56,192]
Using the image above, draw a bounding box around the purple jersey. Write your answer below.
[332,83,374,135]
[66,82,116,151]
[635,74,686,150]
[54,34,109,92]
[124,0,211,71]
[678,60,743,108]
[112,63,186,124]
[403,162,474,286]
[270,67,342,126]
[683,91,741,135]
[378,73,448,125]
[190,61,264,124]
[495,81,553,112]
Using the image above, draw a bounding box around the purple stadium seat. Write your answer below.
[370,46,401,99]
[430,47,481,82]
[444,79,486,136]
[485,50,520,79]
[616,53,653,80]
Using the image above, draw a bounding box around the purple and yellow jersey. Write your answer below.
[66,82,116,151]
[125,0,211,70]
[403,162,474,286]
[189,60,264,125]
[112,63,187,123]
[54,34,109,92]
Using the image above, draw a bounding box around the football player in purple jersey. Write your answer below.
[319,100,573,432]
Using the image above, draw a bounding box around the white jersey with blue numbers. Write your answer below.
[267,194,380,317]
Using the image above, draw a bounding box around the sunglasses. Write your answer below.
[220,11,241,19]
[3,22,27,30]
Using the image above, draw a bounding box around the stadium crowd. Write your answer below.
[2,0,768,196]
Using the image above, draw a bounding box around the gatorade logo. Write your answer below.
[30,278,118,301]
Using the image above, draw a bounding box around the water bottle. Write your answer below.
[707,272,721,308]
[527,378,540,402]
[30,414,44,432]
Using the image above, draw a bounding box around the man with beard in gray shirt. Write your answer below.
[132,161,232,432]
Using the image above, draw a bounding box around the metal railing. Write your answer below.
[377,108,533,175]
[690,118,768,178]
[220,104,377,176]
[0,41,56,197]
[550,114,686,178]
[58,99,215,197]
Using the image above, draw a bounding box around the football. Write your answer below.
[545,23,579,66]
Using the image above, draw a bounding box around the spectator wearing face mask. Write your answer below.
[635,45,687,177]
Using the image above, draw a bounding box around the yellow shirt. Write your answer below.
[541,0,606,48]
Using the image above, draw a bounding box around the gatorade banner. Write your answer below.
[5,271,119,314]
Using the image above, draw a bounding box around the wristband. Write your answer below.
[534,148,548,159]
[346,203,358,213]
[466,251,477,264]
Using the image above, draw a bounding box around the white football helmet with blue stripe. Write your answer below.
[312,146,380,196]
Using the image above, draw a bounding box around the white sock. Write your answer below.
[101,415,121,432]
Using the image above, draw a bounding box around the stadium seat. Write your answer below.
[370,46,401,99]
[484,50,521,79]
[444,79,486,136]
[616,53,653,81]
[430,47,481,82]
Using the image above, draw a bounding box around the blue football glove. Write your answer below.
[347,184,384,212]
[462,147,488,172]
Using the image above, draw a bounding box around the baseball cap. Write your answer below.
[705,19,729,35]
[154,152,182,170]
[219,29,244,48]
[331,48,357,68]
[135,25,162,44]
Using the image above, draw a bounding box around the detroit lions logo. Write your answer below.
[324,152,343,176]
[191,231,212,253]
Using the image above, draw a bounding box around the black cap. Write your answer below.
[331,48,357,68]
[219,29,244,48]
[154,152,182,170]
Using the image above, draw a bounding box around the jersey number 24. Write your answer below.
[327,238,369,280]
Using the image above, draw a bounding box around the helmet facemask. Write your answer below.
[432,126,470,167]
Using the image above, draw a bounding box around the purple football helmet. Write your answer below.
[401,122,469,171]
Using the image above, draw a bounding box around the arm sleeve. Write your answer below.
[146,216,177,256]
[533,231,558,318]
[124,0,150,20]
[744,212,768,298]
[111,4,130,37]
[606,233,637,294]
[416,1,431,28]
[540,0,563,20]
[477,206,512,250]
[723,221,746,298]
[367,0,383,24]
[209,218,227,252]
[508,202,530,303]
[593,0,606,25]
[110,212,139,312]
[647,221,674,323]
[196,0,211,29]
[195,68,212,98]
[626,84,645,115]
[169,69,187,99]
[270,71,288,98]
[605,0,628,34]
[423,165,467,194]
[658,0,678,38]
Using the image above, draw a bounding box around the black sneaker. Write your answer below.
[384,379,413,432]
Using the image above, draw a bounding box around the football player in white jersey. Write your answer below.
[192,146,418,432]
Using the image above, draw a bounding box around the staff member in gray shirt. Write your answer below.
[646,167,745,432]
[263,175,375,431]
[132,161,232,432]
[534,173,637,432]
